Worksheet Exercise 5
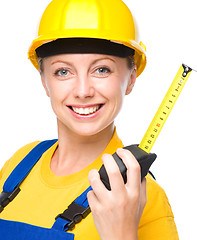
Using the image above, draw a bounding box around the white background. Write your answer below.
[0,0,196,239]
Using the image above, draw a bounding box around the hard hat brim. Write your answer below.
[28,36,146,77]
[35,38,135,59]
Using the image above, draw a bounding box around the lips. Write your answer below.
[68,104,103,116]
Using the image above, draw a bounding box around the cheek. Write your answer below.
[100,76,126,109]
[111,75,130,113]
[106,74,128,99]
[45,81,71,117]
[47,80,69,100]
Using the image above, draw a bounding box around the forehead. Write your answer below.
[42,53,128,67]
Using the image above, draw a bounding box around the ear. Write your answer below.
[40,74,50,97]
[125,66,137,95]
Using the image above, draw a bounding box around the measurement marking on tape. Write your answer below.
[139,64,193,153]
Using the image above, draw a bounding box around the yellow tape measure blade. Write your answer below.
[139,64,192,153]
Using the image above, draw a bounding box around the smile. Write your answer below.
[69,104,103,115]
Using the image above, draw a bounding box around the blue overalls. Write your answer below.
[0,139,156,239]
[0,140,92,240]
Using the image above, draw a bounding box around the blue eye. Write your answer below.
[55,69,69,76]
[96,67,110,74]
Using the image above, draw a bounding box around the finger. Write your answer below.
[101,153,125,193]
[88,169,108,201]
[116,148,141,190]
[87,190,99,210]
[140,177,147,209]
[138,178,147,221]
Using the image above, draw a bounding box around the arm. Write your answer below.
[87,148,147,240]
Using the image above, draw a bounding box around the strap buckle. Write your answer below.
[55,201,91,230]
[0,187,21,213]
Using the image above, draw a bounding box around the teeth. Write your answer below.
[72,105,100,115]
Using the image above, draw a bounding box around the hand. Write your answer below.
[87,148,147,240]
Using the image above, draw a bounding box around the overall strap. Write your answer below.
[0,139,58,213]
[52,186,92,231]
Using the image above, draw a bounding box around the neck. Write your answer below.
[50,121,115,176]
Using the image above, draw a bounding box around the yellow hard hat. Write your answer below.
[28,0,146,77]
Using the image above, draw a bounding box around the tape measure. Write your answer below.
[139,64,193,153]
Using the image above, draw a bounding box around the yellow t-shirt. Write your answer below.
[0,130,179,239]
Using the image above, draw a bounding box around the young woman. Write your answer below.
[0,0,179,239]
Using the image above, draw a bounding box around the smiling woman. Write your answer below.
[0,0,179,239]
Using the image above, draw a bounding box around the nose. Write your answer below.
[73,75,95,99]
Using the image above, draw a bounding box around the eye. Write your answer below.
[96,67,111,74]
[54,68,69,77]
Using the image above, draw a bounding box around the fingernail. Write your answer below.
[102,153,109,158]
[116,148,123,153]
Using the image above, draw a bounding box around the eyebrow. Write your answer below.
[90,57,116,65]
[51,60,73,66]
[51,57,116,66]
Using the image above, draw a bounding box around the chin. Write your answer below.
[57,112,115,138]
[72,124,105,137]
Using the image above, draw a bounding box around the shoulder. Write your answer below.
[138,173,179,239]
[145,173,174,218]
[0,141,41,187]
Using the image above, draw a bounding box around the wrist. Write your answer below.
[102,233,138,240]
[122,230,138,240]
